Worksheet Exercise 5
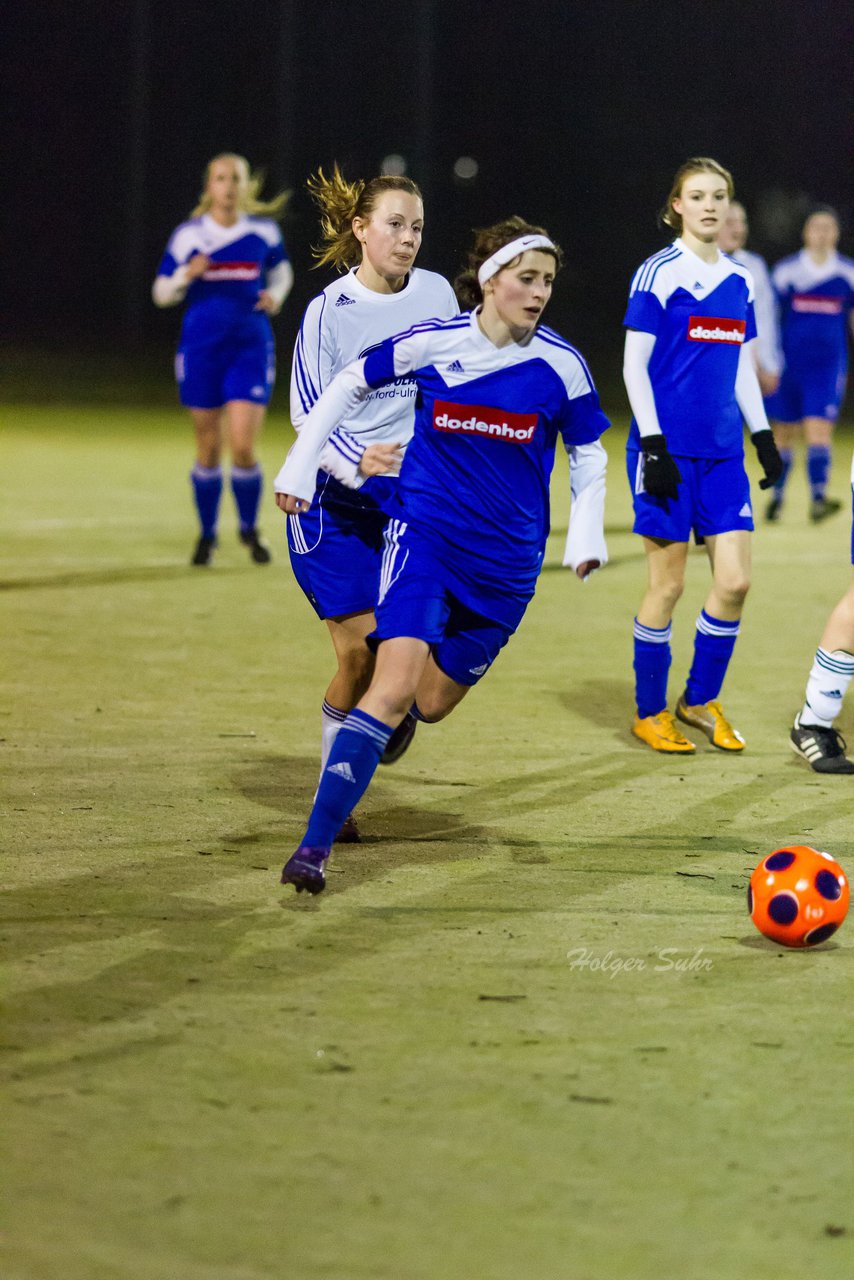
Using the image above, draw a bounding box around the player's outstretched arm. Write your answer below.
[274,358,373,507]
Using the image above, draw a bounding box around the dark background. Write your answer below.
[5,0,853,385]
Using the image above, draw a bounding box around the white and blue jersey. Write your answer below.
[154,213,290,408]
[729,247,782,377]
[286,267,458,618]
[624,238,757,458]
[359,312,608,627]
[767,250,854,422]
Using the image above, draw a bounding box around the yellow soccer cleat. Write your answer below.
[632,710,696,753]
[675,696,745,751]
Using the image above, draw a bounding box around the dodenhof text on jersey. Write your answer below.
[687,317,746,344]
[432,400,538,444]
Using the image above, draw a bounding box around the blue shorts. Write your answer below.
[287,473,400,620]
[177,335,275,409]
[766,364,847,423]
[627,450,754,543]
[370,520,514,686]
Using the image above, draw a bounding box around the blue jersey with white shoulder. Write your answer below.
[624,238,757,458]
[158,213,287,347]
[772,250,854,373]
[363,311,609,625]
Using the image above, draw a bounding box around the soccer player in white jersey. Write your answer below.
[153,154,293,566]
[790,452,854,773]
[718,202,782,397]
[624,157,783,755]
[765,207,854,522]
[274,216,610,892]
[287,166,459,842]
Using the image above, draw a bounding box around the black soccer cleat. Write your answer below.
[765,495,783,522]
[281,846,331,893]
[191,534,217,566]
[790,714,854,774]
[335,813,361,844]
[380,710,418,765]
[240,527,272,563]
[810,497,842,524]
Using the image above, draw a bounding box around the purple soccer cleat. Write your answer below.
[281,846,331,894]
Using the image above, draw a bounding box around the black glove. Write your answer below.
[752,429,784,490]
[640,434,681,500]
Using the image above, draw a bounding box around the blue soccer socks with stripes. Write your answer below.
[801,648,854,728]
[684,610,740,706]
[633,619,671,718]
[807,445,831,502]
[772,447,793,499]
[191,464,223,538]
[231,463,263,533]
[302,709,394,849]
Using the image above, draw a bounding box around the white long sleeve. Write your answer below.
[746,256,782,376]
[274,359,372,503]
[622,330,662,437]
[563,440,608,573]
[264,260,294,308]
[152,265,191,308]
[734,340,771,436]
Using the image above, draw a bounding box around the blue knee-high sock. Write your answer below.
[684,611,740,705]
[191,464,223,538]
[634,619,671,718]
[303,709,394,848]
[231,464,263,532]
[774,448,793,498]
[807,445,830,501]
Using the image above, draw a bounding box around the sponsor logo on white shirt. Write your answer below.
[687,316,746,344]
[433,399,538,444]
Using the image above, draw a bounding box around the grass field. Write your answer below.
[3,399,853,1280]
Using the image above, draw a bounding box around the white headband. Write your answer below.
[477,234,557,287]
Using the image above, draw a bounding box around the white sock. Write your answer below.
[801,648,854,727]
[320,699,349,783]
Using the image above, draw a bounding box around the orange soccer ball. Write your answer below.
[748,846,849,948]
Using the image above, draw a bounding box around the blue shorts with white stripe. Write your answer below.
[287,471,401,619]
[370,520,513,687]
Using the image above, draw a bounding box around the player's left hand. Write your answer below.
[275,493,309,514]
[255,290,281,315]
[757,368,780,397]
[752,429,784,490]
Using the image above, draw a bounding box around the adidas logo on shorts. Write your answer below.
[468,662,489,676]
[739,502,752,517]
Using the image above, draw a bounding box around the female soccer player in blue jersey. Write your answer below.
[286,167,458,841]
[765,207,854,522]
[153,153,293,566]
[273,216,610,891]
[623,157,783,755]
